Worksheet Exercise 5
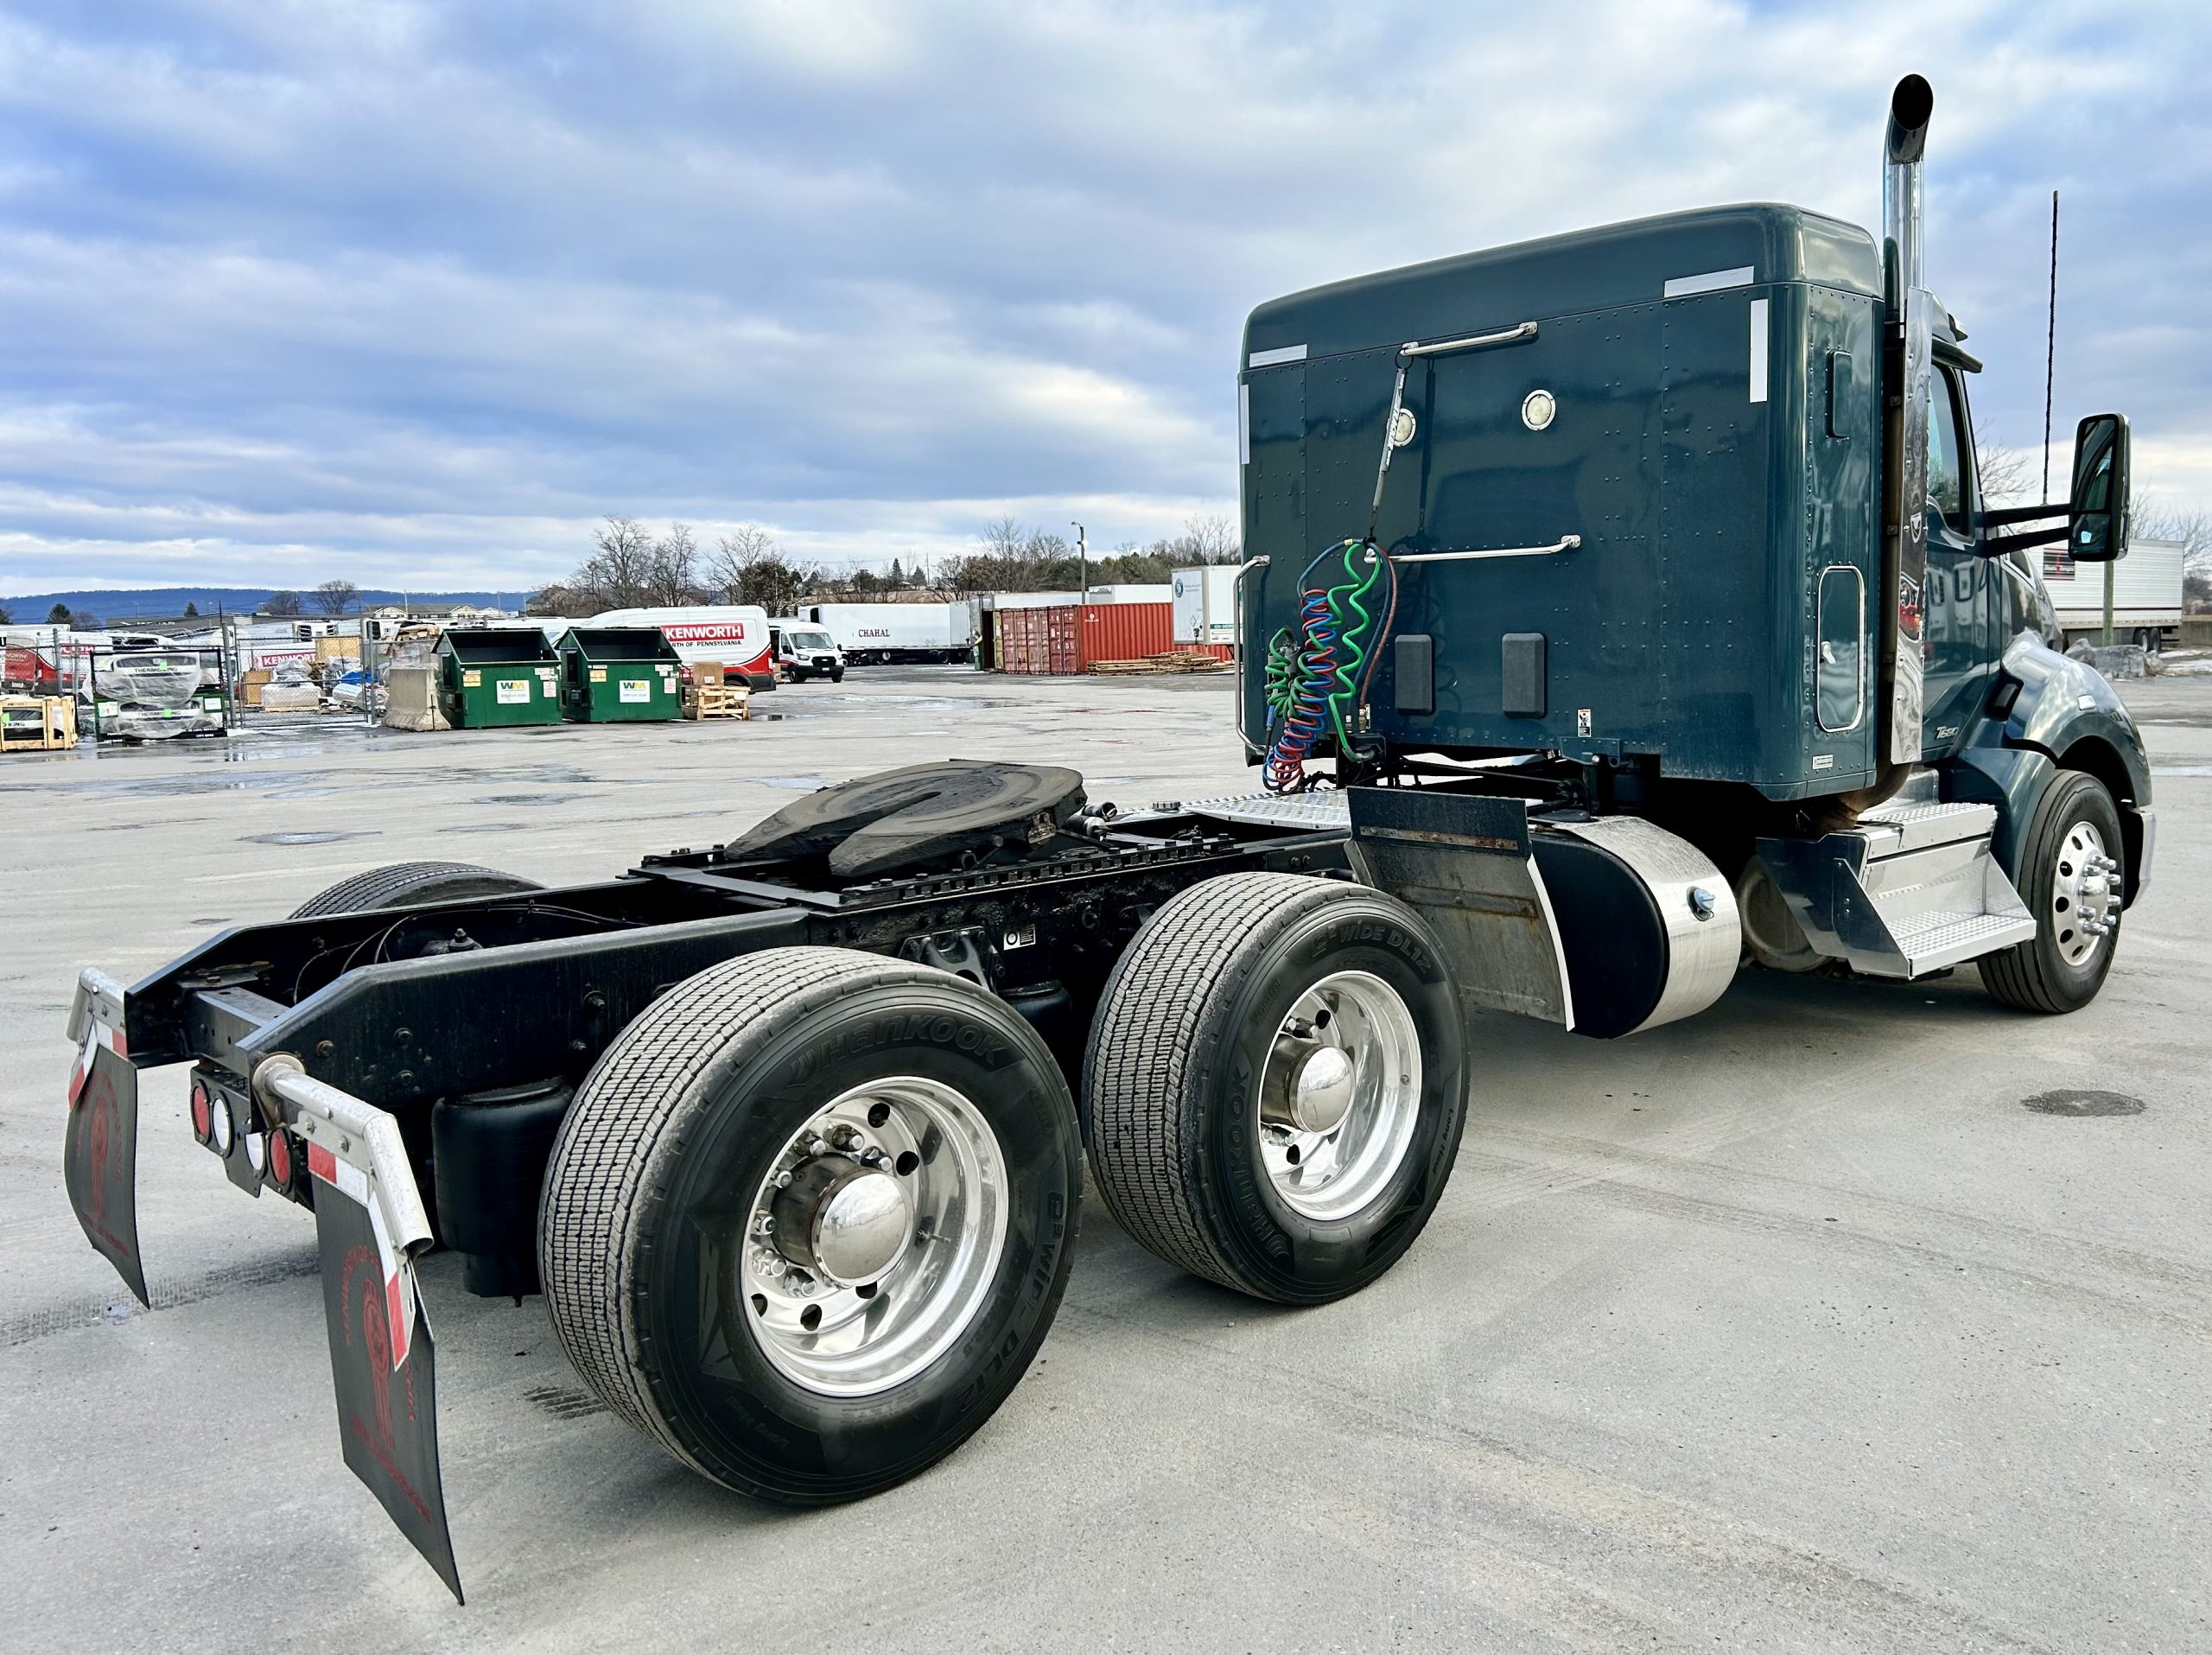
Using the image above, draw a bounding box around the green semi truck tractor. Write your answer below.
[59,76,2152,1601]
[1234,71,2147,1018]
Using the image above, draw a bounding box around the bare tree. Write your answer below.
[978,513,1027,563]
[568,515,658,610]
[1974,441,2039,509]
[311,579,361,616]
[708,523,778,595]
[264,589,303,617]
[710,524,810,614]
[644,522,698,606]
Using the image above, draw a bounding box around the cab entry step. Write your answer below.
[1756,800,2035,978]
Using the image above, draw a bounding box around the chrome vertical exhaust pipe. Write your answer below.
[1879,73,1935,767]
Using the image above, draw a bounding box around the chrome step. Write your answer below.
[1756,800,2036,978]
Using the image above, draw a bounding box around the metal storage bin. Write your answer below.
[557,627,683,722]
[437,629,563,728]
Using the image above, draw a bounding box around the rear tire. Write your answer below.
[540,946,1079,1503]
[289,861,542,917]
[1084,872,1465,1304]
[1980,772,2125,1014]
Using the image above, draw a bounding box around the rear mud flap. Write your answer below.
[309,1161,463,1603]
[64,1028,146,1306]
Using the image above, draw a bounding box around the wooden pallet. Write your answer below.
[1,694,79,751]
[683,684,750,721]
[1084,651,1233,677]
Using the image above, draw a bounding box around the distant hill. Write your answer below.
[0,585,536,621]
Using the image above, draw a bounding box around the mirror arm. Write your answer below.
[1979,502,2070,528]
[1980,525,2066,558]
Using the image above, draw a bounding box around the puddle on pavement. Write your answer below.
[446,823,529,833]
[473,792,588,806]
[815,695,1027,711]
[2021,1089,2144,1117]
[2151,764,2212,777]
[264,786,342,799]
[241,830,382,846]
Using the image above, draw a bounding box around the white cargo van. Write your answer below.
[587,604,774,688]
[767,620,845,682]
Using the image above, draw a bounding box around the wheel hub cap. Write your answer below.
[1287,1045,1356,1133]
[2050,821,2120,967]
[775,1161,912,1286]
[741,1077,1008,1397]
[1257,970,1422,1222]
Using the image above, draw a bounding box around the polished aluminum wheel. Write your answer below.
[1257,970,1421,1221]
[2051,820,2120,967]
[742,1076,1007,1397]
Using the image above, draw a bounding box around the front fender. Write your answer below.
[1949,633,2154,904]
[1996,632,2152,806]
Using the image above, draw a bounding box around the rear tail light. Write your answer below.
[268,1127,296,1191]
[188,1079,213,1145]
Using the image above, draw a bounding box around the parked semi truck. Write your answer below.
[800,600,980,665]
[61,78,2152,1601]
[2044,533,2184,651]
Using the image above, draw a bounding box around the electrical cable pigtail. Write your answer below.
[1262,538,1385,792]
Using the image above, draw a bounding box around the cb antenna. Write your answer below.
[2042,188,2059,504]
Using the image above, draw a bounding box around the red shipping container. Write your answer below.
[995,602,1220,674]
[1076,602,1173,668]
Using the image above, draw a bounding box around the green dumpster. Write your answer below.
[559,627,683,722]
[438,628,563,728]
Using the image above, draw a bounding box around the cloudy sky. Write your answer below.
[1,0,2207,595]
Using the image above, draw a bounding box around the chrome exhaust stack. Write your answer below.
[1880,74,1935,766]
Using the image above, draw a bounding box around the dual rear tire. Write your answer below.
[534,872,1465,1506]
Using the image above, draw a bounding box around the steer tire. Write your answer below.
[1084,871,1465,1305]
[539,945,1080,1505]
[1980,771,2126,1014]
[289,861,543,917]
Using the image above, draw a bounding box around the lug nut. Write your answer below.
[775,1169,794,1189]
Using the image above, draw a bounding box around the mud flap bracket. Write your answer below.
[253,1054,465,1603]
[63,967,145,1306]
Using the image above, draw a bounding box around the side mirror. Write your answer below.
[2066,412,2131,562]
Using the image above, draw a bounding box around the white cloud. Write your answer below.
[1,0,2208,595]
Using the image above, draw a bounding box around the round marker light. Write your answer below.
[207,1092,234,1156]
[269,1129,294,1190]
[245,1131,265,1174]
[188,1080,213,1145]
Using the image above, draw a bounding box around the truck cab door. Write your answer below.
[1918,364,1993,756]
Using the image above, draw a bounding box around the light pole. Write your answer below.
[1071,522,1087,598]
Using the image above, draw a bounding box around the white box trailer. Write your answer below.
[2044,536,2185,648]
[1084,584,1172,605]
[801,602,978,665]
[1171,565,1239,646]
